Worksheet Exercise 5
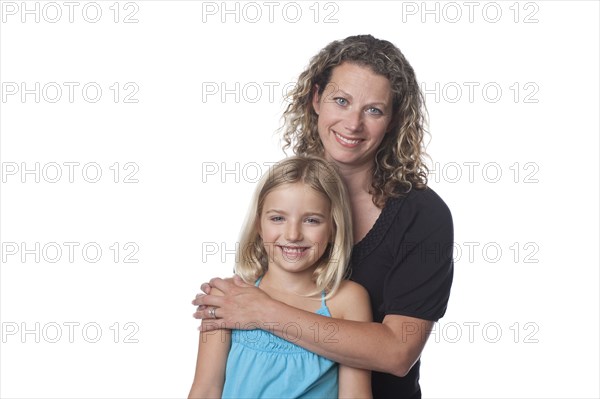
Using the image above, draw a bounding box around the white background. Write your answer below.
[1,1,598,398]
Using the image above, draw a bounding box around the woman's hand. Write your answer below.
[192,275,274,331]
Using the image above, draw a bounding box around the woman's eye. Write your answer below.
[367,107,383,115]
[305,217,321,224]
[334,97,348,106]
[270,216,284,222]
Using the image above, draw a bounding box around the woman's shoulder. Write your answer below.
[399,186,450,211]
[389,186,453,223]
[374,187,453,246]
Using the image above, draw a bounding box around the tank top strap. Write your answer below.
[255,276,330,316]
[316,290,331,317]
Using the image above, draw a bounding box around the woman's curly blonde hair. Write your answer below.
[281,34,429,208]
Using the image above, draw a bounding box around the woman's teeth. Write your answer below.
[335,132,361,144]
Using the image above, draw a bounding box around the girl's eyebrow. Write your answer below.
[265,209,287,215]
[264,209,327,218]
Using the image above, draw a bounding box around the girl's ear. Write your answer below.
[312,84,321,115]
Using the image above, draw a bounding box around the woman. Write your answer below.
[193,34,454,398]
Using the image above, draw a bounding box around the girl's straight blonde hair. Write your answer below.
[235,156,353,299]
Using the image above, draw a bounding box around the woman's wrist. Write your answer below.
[255,294,287,332]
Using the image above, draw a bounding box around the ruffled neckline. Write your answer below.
[352,195,407,264]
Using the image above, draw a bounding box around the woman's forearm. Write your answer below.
[260,299,431,377]
[194,277,432,377]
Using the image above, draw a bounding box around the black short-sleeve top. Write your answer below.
[350,187,454,398]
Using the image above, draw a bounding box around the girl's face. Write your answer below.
[258,182,333,277]
[312,62,393,169]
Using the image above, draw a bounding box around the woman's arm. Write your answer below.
[188,289,231,399]
[193,192,451,377]
[193,278,432,377]
[334,281,372,398]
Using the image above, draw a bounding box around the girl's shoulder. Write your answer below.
[326,281,371,321]
[334,280,369,299]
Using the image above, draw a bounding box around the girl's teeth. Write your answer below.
[283,247,304,253]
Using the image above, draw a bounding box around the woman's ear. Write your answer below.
[312,84,321,115]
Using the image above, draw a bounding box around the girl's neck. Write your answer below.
[259,269,319,298]
[259,270,323,313]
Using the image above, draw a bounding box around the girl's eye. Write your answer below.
[305,217,321,224]
[334,97,348,106]
[270,216,284,222]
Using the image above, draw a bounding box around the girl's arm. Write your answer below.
[188,289,230,399]
[193,277,432,377]
[332,281,373,399]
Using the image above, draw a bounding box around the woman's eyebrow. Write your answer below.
[330,88,389,107]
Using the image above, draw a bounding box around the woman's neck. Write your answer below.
[331,160,382,244]
[333,162,374,199]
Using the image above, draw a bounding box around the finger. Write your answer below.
[193,310,202,320]
[194,294,225,308]
[192,307,209,320]
[200,282,211,294]
[210,276,236,292]
[191,293,206,306]
[192,306,220,321]
[233,274,252,288]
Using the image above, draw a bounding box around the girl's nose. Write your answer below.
[285,222,303,242]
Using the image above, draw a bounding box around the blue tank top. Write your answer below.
[221,277,338,398]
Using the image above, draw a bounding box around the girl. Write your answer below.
[188,156,372,398]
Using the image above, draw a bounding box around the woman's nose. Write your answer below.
[344,108,363,132]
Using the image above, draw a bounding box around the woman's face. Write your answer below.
[312,62,393,169]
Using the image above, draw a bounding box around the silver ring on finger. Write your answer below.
[208,307,217,319]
